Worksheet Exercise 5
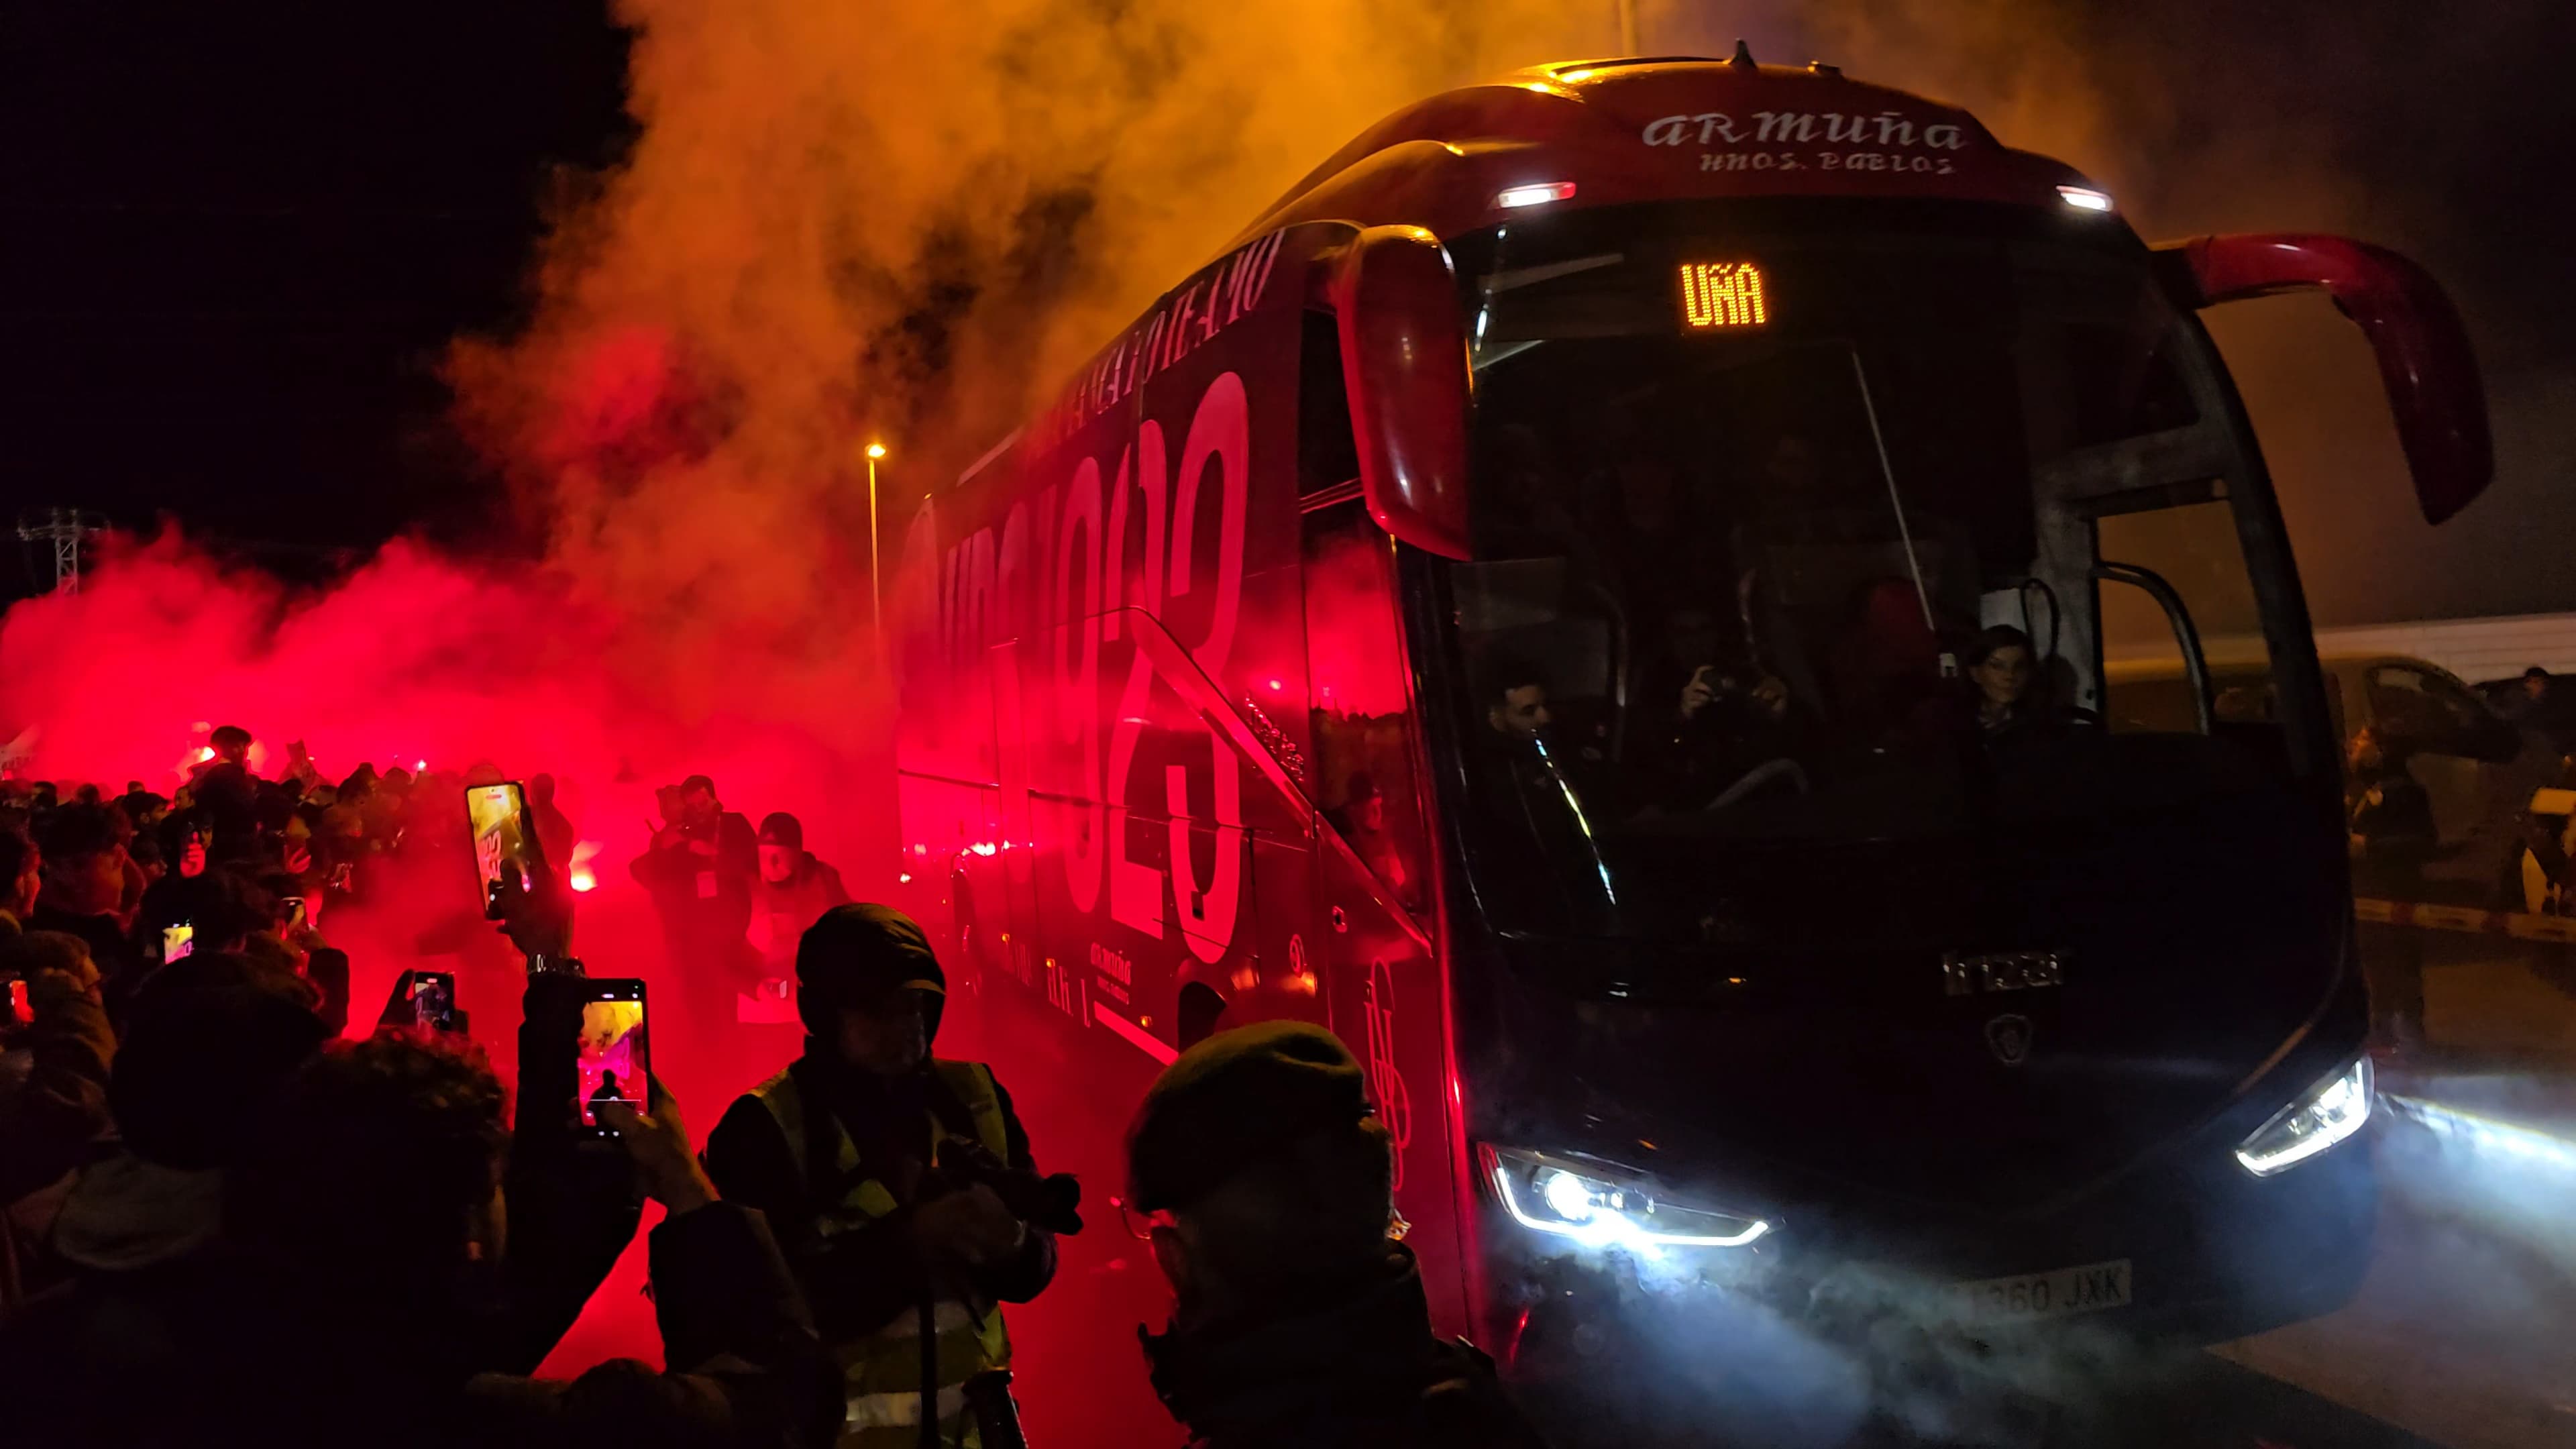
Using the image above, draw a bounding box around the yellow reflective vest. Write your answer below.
[748,1060,1015,1449]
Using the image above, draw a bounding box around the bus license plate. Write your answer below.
[1950,1258,2132,1324]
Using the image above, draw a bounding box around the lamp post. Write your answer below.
[866,441,888,655]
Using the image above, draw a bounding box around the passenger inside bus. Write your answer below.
[1454,333,2090,846]
[1632,605,1808,815]
[1328,774,1419,911]
[1421,205,2312,943]
[1630,606,1741,735]
[1305,704,1434,918]
[1960,624,2060,755]
[1468,658,1623,926]
[1487,669,1556,739]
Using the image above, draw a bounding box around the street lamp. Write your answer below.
[866,441,888,654]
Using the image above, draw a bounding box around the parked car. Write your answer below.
[2107,652,2547,908]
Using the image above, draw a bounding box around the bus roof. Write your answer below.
[1230,51,2102,250]
[979,51,2114,488]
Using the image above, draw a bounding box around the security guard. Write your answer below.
[706,904,1059,1447]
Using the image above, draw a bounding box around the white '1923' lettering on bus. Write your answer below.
[1044,370,1252,963]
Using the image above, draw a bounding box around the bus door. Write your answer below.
[1301,491,1466,1333]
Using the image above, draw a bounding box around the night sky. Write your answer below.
[0,2,628,591]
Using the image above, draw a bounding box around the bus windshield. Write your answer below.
[1436,200,2329,951]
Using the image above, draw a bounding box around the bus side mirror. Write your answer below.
[1330,225,1472,559]
[2159,234,2492,525]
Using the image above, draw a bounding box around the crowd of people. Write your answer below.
[0,728,1547,1447]
[1,727,374,1037]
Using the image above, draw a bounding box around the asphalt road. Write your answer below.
[532,920,2576,1448]
[2212,924,2576,1449]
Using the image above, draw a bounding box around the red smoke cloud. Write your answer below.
[0,530,886,1094]
[0,531,875,819]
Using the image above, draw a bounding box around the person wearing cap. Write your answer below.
[743,812,853,1026]
[1128,1022,1550,1449]
[704,904,1058,1447]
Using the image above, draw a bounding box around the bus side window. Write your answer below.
[1303,498,1427,913]
[1299,311,1361,495]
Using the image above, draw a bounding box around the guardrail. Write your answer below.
[2355,896,2576,944]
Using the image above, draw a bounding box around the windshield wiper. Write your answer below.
[1530,734,1620,920]
[1845,348,1942,649]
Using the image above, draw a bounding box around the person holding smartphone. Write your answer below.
[3,971,839,1449]
[1636,604,1804,816]
[628,774,757,1037]
[706,904,1063,1448]
[1,955,330,1388]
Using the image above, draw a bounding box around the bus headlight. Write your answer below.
[1481,1144,1770,1249]
[2235,1055,2374,1177]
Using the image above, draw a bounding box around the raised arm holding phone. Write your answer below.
[166,1010,839,1449]
[199,837,841,1449]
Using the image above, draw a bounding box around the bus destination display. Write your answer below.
[1680,260,1768,328]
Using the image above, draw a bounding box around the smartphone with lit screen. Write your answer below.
[466,782,549,921]
[408,971,461,1034]
[162,920,195,965]
[573,979,649,1136]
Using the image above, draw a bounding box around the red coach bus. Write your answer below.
[889,51,2489,1418]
